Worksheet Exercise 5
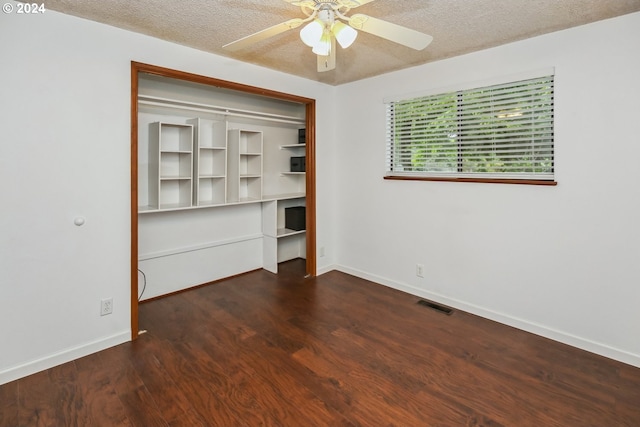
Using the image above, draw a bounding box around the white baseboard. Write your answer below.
[0,331,130,385]
[316,262,337,276]
[334,264,640,369]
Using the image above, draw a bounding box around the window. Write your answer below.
[385,74,555,184]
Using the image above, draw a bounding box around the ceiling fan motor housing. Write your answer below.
[318,9,335,25]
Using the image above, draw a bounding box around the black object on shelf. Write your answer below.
[290,156,305,172]
[298,128,306,144]
[285,206,306,231]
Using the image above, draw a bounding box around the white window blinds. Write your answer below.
[385,75,555,181]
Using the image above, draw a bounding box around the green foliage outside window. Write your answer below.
[388,76,554,178]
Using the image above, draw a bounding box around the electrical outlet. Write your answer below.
[416,264,424,278]
[101,298,113,316]
[319,246,325,257]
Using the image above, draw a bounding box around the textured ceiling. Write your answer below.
[39,0,640,85]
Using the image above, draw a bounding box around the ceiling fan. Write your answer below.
[223,0,433,72]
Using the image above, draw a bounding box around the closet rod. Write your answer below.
[138,97,305,125]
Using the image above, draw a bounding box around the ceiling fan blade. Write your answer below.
[348,14,433,50]
[223,18,304,51]
[317,38,336,72]
[340,0,377,7]
[283,0,316,7]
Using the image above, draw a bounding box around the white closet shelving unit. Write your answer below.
[138,95,306,211]
[137,73,309,290]
[280,143,306,178]
[146,122,194,210]
[227,129,263,203]
[261,195,306,273]
[187,118,228,206]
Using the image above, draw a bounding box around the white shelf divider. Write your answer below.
[188,118,228,206]
[148,122,194,210]
[227,129,263,203]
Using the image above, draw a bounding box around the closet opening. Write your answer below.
[130,62,316,339]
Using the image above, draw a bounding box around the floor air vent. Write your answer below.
[417,299,453,315]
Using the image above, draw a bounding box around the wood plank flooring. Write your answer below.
[2,259,639,426]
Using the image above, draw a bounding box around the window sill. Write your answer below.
[384,175,557,186]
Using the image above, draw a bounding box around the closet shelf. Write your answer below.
[280,143,306,149]
[277,228,306,238]
[139,94,305,125]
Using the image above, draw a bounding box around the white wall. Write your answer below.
[0,3,337,384]
[333,12,640,367]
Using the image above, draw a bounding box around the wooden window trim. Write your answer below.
[384,175,557,186]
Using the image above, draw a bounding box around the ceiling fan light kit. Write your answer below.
[299,19,324,47]
[300,9,358,54]
[223,0,433,73]
[331,21,358,48]
[300,10,358,56]
[311,30,333,55]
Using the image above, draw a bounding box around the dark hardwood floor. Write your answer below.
[2,259,639,426]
